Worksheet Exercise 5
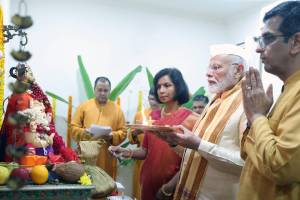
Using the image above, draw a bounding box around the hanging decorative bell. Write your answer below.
[11,49,32,62]
[11,14,33,29]
[11,0,33,29]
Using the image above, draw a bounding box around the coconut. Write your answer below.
[52,161,84,183]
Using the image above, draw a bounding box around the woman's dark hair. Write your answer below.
[264,1,300,42]
[153,68,189,105]
[94,76,111,89]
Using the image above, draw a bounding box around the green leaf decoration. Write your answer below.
[116,141,134,166]
[77,55,95,99]
[109,65,142,101]
[120,141,130,148]
[46,91,69,104]
[119,158,134,166]
[182,87,206,109]
[145,67,154,89]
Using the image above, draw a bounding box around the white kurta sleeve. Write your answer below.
[198,140,244,167]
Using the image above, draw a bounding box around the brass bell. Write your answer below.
[11,0,33,29]
[11,14,33,29]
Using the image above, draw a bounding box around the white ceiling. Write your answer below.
[122,0,277,20]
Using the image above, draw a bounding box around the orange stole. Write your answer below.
[174,84,242,200]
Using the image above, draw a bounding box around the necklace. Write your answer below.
[161,106,180,117]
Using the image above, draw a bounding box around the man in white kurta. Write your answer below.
[190,104,245,199]
[157,44,248,200]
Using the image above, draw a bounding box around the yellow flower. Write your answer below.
[78,172,92,185]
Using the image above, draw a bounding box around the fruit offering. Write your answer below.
[31,165,49,185]
[0,166,10,184]
[6,168,30,189]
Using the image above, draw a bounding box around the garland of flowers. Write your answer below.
[0,7,5,126]
[29,83,65,154]
[25,82,78,161]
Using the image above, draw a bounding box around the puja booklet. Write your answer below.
[87,125,112,137]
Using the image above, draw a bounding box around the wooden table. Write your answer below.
[0,184,95,200]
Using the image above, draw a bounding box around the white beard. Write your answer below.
[208,69,237,94]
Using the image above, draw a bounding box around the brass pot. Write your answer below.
[9,64,27,79]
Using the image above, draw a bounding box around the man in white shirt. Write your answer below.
[158,44,247,200]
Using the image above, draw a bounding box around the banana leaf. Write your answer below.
[46,91,69,104]
[119,158,134,166]
[109,65,142,101]
[77,55,95,99]
[145,67,154,89]
[182,87,206,109]
[120,141,130,148]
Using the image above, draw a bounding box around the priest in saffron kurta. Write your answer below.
[239,2,300,199]
[71,77,126,180]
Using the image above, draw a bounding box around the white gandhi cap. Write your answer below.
[209,43,249,65]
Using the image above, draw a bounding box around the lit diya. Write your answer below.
[127,110,176,133]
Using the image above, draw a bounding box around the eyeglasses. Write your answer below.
[208,63,240,72]
[254,34,286,48]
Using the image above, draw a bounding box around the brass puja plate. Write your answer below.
[126,124,176,133]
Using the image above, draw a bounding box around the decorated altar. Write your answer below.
[0,184,95,200]
[0,4,116,200]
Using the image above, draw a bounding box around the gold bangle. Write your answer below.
[161,184,173,197]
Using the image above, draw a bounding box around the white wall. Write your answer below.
[3,1,231,196]
[225,0,283,100]
[6,0,229,123]
[2,0,283,197]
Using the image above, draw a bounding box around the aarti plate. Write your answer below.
[126,124,176,133]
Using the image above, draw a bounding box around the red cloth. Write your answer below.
[1,93,32,161]
[140,108,192,200]
[0,83,77,162]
